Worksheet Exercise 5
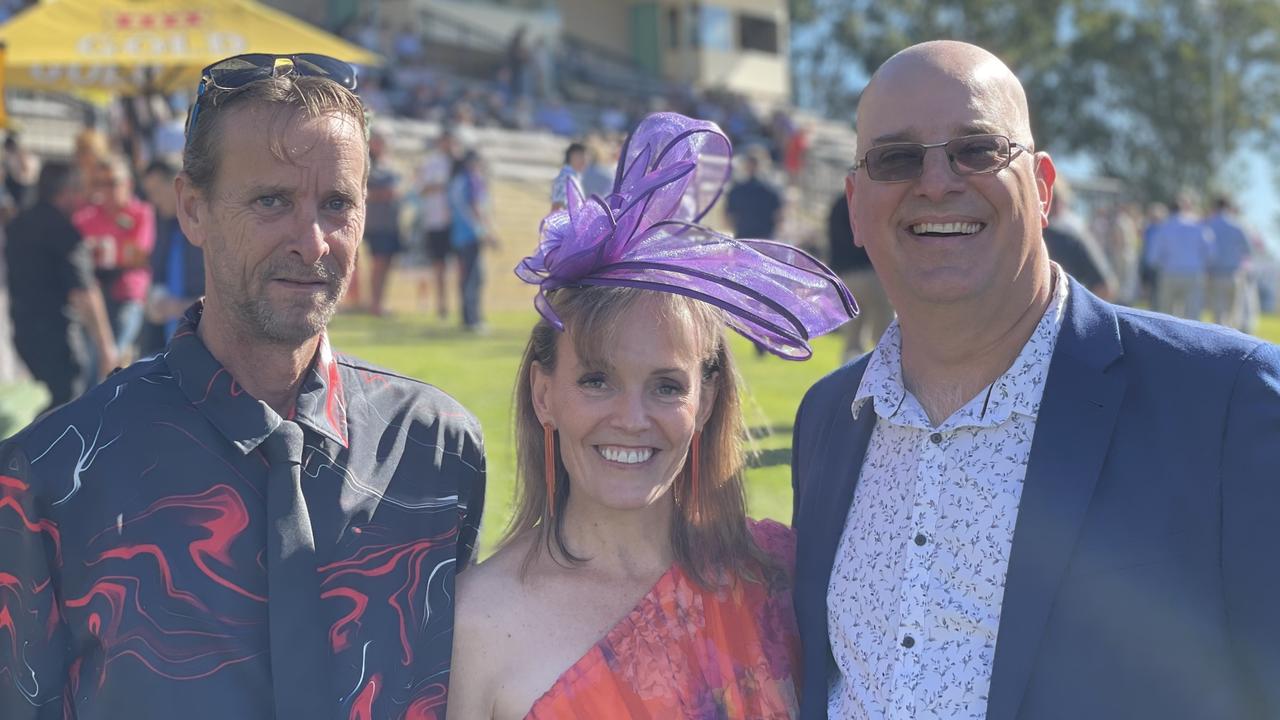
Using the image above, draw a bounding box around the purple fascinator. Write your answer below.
[516,112,858,360]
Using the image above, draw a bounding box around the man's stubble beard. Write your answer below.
[227,258,351,346]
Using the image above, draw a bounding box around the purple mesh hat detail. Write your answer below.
[516,112,858,360]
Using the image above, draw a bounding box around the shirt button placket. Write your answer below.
[895,428,942,717]
[892,625,923,716]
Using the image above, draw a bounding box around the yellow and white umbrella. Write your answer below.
[0,0,380,96]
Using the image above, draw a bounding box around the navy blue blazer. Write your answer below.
[791,279,1280,719]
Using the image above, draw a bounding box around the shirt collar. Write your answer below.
[166,301,350,454]
[291,334,350,448]
[852,320,908,423]
[852,265,1070,428]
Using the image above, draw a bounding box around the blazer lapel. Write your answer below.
[813,400,878,586]
[795,360,877,719]
[986,283,1128,720]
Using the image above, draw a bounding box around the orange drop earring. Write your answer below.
[689,430,702,523]
[543,422,557,521]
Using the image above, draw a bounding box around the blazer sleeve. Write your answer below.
[1220,340,1280,717]
[0,441,70,719]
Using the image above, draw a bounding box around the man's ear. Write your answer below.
[175,173,207,249]
[1034,152,1057,229]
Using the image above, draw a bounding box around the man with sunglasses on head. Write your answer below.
[791,40,1279,720]
[0,53,486,720]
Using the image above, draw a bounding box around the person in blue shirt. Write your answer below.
[449,150,497,331]
[1204,195,1253,329]
[550,142,585,212]
[1149,192,1213,320]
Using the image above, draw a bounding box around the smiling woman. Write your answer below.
[520,285,756,584]
[445,112,856,720]
[448,285,805,720]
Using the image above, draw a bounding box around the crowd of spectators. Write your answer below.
[1038,180,1274,334]
[338,15,811,178]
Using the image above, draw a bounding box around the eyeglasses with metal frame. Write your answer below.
[850,134,1033,183]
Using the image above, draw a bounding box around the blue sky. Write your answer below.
[1236,154,1278,247]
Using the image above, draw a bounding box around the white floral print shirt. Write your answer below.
[827,270,1069,720]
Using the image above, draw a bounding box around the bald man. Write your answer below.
[791,41,1280,720]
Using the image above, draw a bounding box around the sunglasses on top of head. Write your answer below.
[184,53,358,145]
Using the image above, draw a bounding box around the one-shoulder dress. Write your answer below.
[525,519,801,719]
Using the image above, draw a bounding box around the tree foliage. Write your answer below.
[790,0,1280,203]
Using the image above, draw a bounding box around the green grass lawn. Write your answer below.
[1257,313,1280,343]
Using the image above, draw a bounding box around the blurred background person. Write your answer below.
[1140,202,1170,307]
[1105,202,1144,305]
[449,150,496,331]
[140,159,203,355]
[1241,228,1269,333]
[73,154,155,379]
[580,135,615,198]
[827,191,890,361]
[72,128,110,194]
[726,146,782,241]
[4,162,115,412]
[1205,195,1252,329]
[550,141,585,212]
[2,133,40,213]
[1044,178,1116,300]
[364,132,404,317]
[1149,191,1213,320]
[727,146,786,356]
[416,129,460,321]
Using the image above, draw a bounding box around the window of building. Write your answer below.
[738,13,779,54]
[697,5,733,51]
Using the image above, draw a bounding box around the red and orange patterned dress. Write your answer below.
[526,519,801,719]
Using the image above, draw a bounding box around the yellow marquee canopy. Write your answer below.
[0,0,380,96]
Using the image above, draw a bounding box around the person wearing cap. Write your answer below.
[447,113,857,719]
[792,41,1280,720]
[0,53,486,719]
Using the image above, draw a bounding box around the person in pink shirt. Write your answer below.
[73,154,155,375]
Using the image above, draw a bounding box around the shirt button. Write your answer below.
[902,635,916,649]
[914,533,927,546]
[930,432,943,444]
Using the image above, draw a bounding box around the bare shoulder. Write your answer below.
[456,539,532,627]
[449,538,536,720]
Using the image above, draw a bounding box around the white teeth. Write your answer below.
[598,446,654,464]
[911,222,983,235]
